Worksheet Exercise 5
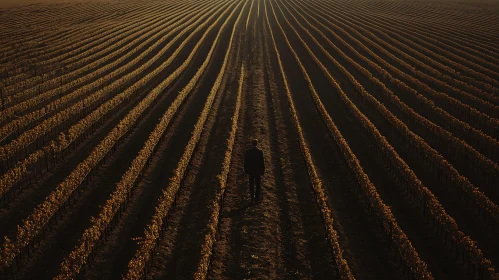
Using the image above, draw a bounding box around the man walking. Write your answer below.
[244,139,265,204]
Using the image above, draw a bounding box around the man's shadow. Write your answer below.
[228,202,252,218]
[226,182,254,219]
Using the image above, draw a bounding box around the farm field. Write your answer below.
[0,0,498,279]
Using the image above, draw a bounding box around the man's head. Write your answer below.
[251,139,258,147]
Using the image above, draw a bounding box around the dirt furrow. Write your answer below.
[0,16,209,235]
[143,36,242,280]
[2,40,210,280]
[208,2,336,278]
[275,0,499,275]
[265,0,406,278]
[75,3,243,279]
[0,9,227,278]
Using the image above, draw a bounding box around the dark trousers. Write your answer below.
[249,175,261,201]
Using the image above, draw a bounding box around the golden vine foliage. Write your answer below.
[124,0,246,278]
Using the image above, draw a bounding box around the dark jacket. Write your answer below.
[244,147,265,176]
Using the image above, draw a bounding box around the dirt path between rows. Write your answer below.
[208,1,335,278]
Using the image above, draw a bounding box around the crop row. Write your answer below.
[0,0,233,272]
[280,0,499,278]
[0,0,229,209]
[282,0,499,197]
[302,0,499,235]
[349,0,499,69]
[334,0,499,74]
[300,0,499,159]
[124,2,245,278]
[0,0,200,126]
[315,0,499,122]
[0,2,152,90]
[0,2,152,69]
[268,1,433,278]
[306,0,499,113]
[193,64,244,280]
[1,1,188,108]
[54,2,238,278]
[0,0,220,174]
[264,2,356,278]
[0,3,122,60]
[316,0,499,93]
[2,1,183,102]
[310,0,498,96]
[352,0,499,62]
